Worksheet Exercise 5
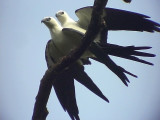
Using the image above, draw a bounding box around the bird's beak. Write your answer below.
[41,19,45,23]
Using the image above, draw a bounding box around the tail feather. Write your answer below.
[71,64,109,103]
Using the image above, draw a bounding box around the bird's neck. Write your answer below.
[49,25,62,39]
[62,17,75,27]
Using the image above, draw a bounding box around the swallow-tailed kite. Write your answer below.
[56,6,160,44]
[41,17,155,86]
[42,17,155,120]
[42,17,109,120]
[45,40,110,120]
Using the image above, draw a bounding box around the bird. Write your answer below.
[45,39,110,120]
[55,6,159,83]
[55,6,160,43]
[41,17,155,87]
[55,6,158,68]
[42,17,155,120]
[42,17,110,120]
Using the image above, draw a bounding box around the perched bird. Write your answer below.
[55,6,158,68]
[41,17,150,87]
[45,39,109,120]
[42,17,155,120]
[55,6,159,84]
[55,6,160,41]
[42,17,109,120]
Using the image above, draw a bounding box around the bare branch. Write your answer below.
[32,0,108,120]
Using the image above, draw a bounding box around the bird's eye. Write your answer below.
[46,17,51,21]
[61,12,64,15]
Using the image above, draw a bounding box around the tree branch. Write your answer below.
[32,0,108,120]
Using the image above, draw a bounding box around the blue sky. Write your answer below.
[0,0,160,120]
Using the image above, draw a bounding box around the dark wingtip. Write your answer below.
[149,20,160,32]
[68,112,80,120]
[100,94,109,103]
[75,115,80,120]
[121,78,129,86]
[133,46,152,50]
[133,52,156,57]
[153,54,156,57]
[123,0,132,3]
[104,97,110,103]
[149,63,154,66]
[125,71,137,78]
[124,82,128,87]
[155,27,160,32]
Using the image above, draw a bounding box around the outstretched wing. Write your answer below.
[99,43,155,65]
[75,7,93,30]
[89,42,137,86]
[105,8,160,32]
[75,6,160,32]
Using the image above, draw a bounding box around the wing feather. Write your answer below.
[75,6,160,32]
[45,40,80,120]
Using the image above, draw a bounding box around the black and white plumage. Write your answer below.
[45,39,110,120]
[56,6,160,34]
[42,17,155,120]
[42,17,155,85]
[43,17,110,120]
[55,6,159,84]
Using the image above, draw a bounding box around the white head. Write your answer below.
[41,17,61,29]
[55,10,71,26]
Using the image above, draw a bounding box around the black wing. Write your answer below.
[62,29,110,102]
[71,64,109,103]
[45,40,56,69]
[45,39,110,119]
[105,7,160,32]
[99,43,155,65]
[62,28,136,86]
[89,42,137,86]
[53,70,80,120]
[75,6,160,32]
[45,40,80,120]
